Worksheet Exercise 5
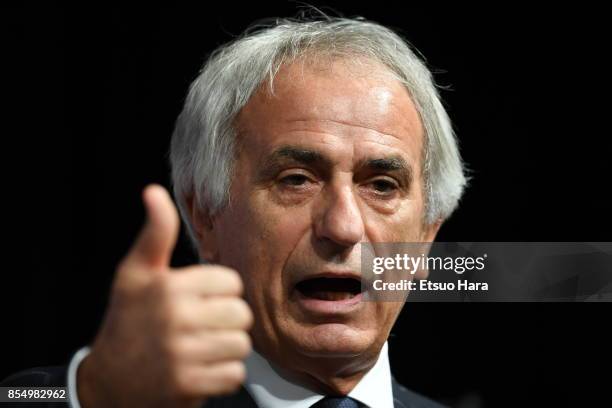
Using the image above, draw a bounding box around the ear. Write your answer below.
[185,194,220,262]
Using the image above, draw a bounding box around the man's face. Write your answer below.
[198,58,440,379]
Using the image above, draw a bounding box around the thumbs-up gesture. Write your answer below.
[77,185,253,408]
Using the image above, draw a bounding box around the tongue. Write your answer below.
[307,291,356,301]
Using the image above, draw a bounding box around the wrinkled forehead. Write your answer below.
[234,56,425,168]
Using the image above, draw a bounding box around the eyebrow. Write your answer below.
[359,156,413,187]
[255,146,331,181]
[364,157,409,172]
[271,146,331,165]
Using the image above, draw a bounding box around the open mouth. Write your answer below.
[295,277,363,301]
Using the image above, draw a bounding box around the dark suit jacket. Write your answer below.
[1,365,446,408]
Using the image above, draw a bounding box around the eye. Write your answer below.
[279,174,310,186]
[371,178,398,194]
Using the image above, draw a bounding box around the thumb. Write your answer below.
[127,184,180,269]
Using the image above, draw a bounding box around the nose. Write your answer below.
[314,184,365,248]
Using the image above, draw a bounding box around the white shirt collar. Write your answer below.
[244,342,394,408]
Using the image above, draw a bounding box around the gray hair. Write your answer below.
[170,14,467,249]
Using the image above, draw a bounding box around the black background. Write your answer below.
[2,3,611,407]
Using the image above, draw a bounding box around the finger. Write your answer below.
[171,265,243,297]
[175,331,252,363]
[127,184,180,269]
[175,298,253,331]
[176,361,246,397]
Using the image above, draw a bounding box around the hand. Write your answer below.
[78,184,253,408]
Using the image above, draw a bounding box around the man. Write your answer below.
[2,14,466,408]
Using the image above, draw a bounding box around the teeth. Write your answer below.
[310,291,355,301]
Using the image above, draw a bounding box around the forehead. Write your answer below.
[235,57,424,165]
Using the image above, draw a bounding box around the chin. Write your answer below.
[291,322,376,358]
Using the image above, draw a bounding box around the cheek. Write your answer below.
[391,178,428,240]
[250,186,314,243]
[364,199,426,243]
[377,302,404,333]
[216,191,310,285]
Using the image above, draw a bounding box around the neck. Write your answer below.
[258,345,384,395]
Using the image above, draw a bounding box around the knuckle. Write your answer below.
[214,266,243,294]
[168,366,192,396]
[197,335,219,361]
[163,337,185,361]
[143,272,171,302]
[175,371,200,397]
[223,361,246,387]
[162,274,182,295]
[233,332,252,357]
[233,299,253,329]
[155,273,174,295]
[166,301,195,332]
[113,260,140,293]
[226,271,244,294]
[162,297,180,320]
